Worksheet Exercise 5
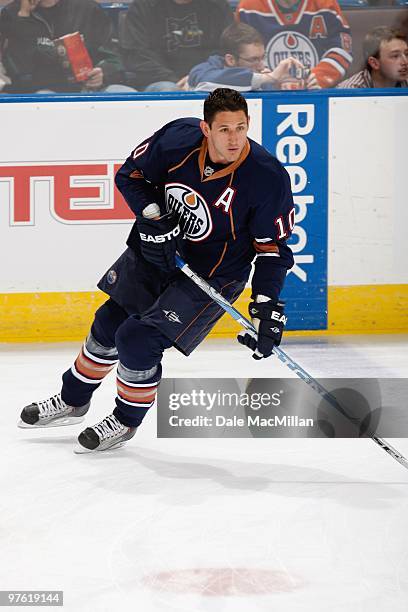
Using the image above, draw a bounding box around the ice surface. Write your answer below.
[1,335,408,611]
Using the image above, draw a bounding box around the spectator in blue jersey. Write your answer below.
[119,0,234,92]
[0,0,133,94]
[19,88,295,453]
[237,0,353,88]
[337,27,408,89]
[188,22,320,91]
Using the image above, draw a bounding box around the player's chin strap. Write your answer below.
[175,254,408,471]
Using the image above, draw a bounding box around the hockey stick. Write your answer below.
[175,254,408,470]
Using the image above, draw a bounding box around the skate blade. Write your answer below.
[18,416,85,429]
[73,441,127,454]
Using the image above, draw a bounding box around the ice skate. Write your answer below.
[19,393,90,428]
[75,413,137,453]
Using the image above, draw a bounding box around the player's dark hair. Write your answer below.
[220,22,264,58]
[363,26,407,71]
[203,88,248,125]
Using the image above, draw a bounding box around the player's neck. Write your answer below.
[206,141,229,165]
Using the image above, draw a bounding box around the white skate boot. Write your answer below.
[19,393,90,428]
[75,413,137,453]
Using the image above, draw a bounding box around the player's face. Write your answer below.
[375,39,408,82]
[201,111,249,164]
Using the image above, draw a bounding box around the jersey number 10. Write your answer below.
[274,207,295,239]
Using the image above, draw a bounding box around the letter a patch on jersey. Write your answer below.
[213,187,236,214]
[309,15,328,39]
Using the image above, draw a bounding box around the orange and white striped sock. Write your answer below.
[71,334,118,386]
[114,362,161,428]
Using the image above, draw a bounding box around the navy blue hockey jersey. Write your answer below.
[115,118,294,300]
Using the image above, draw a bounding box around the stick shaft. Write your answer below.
[175,255,408,470]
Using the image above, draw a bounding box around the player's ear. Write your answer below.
[200,120,210,137]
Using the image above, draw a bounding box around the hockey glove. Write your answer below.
[237,299,286,359]
[137,211,182,273]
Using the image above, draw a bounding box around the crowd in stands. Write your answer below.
[0,0,406,94]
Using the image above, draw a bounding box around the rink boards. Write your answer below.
[0,91,407,341]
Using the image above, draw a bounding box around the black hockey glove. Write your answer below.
[137,211,182,273]
[237,299,286,359]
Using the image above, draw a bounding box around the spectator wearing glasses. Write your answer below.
[337,27,408,89]
[188,22,318,91]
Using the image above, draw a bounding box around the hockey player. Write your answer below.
[19,88,295,452]
[237,0,353,88]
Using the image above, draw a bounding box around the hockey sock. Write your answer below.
[61,333,118,407]
[113,361,162,428]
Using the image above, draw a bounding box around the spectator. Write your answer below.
[237,0,353,88]
[120,0,234,92]
[337,27,408,88]
[188,22,319,91]
[0,0,133,94]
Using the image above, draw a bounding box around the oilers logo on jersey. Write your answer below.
[266,31,319,69]
[165,183,213,241]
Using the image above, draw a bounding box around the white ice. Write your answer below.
[1,335,408,612]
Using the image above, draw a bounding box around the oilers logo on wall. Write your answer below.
[266,32,319,70]
[165,183,212,242]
